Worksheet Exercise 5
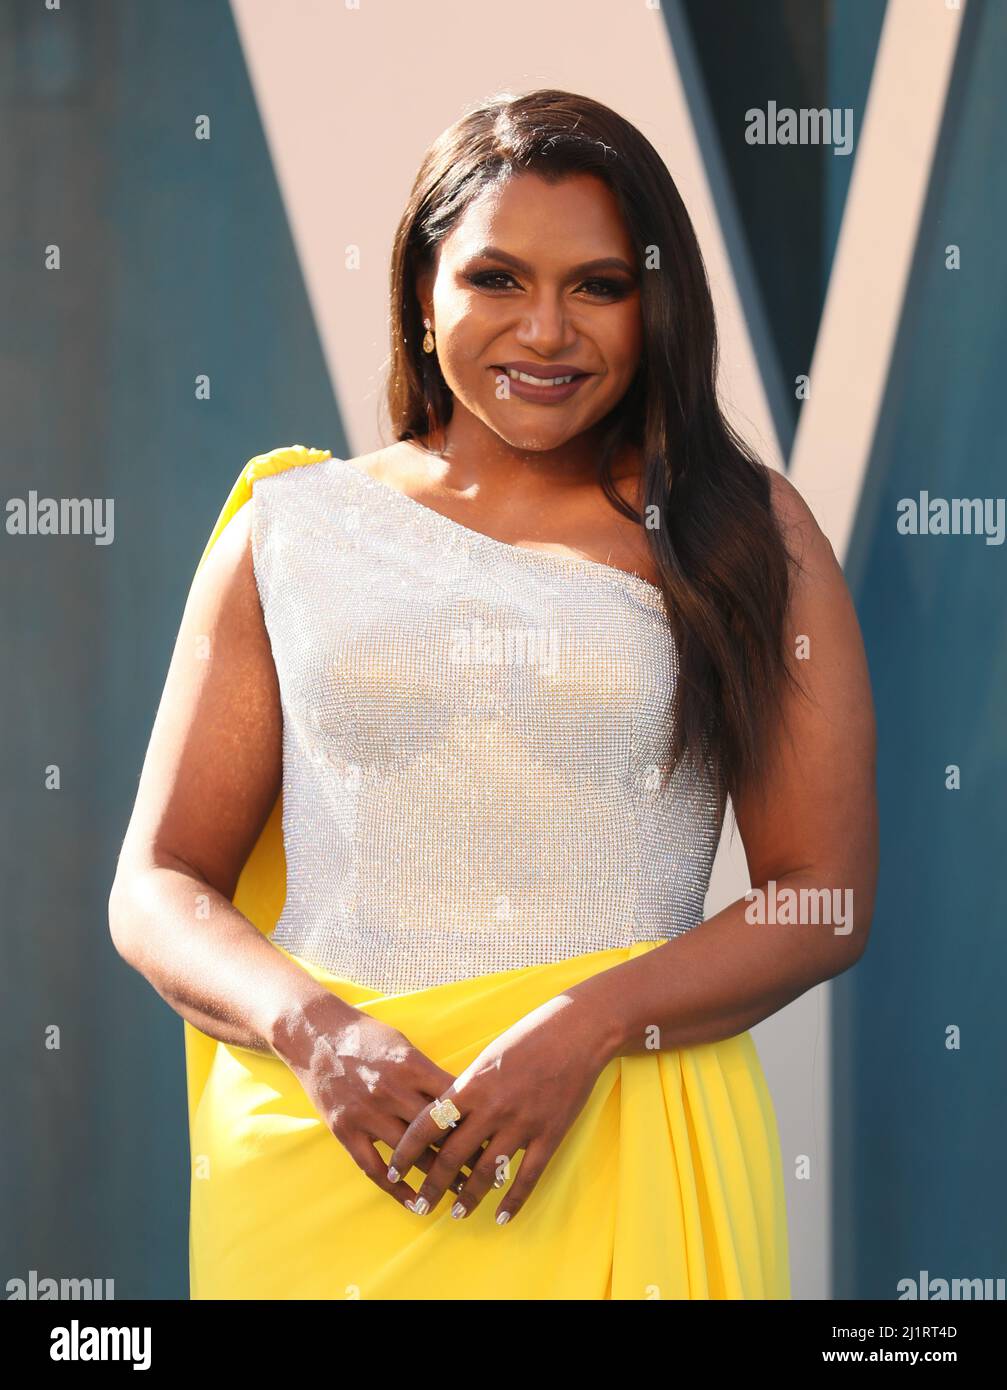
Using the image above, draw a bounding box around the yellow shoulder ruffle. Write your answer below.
[195,443,333,576]
[241,443,333,488]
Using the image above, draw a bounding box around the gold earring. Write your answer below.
[422,317,435,354]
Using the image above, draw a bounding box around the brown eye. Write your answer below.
[466,271,519,291]
[579,278,629,299]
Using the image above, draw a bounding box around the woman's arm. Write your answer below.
[109,496,461,1208]
[569,467,879,1060]
[107,500,354,1055]
[383,469,879,1225]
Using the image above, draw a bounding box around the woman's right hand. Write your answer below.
[270,990,475,1209]
[107,488,480,1209]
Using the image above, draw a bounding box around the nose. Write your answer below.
[515,291,577,357]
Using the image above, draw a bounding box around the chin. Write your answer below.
[496,430,567,453]
[483,414,578,453]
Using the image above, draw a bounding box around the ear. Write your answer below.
[414,264,434,321]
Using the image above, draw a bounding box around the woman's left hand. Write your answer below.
[385,993,615,1225]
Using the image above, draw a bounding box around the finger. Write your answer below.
[419,1068,458,1100]
[409,1125,493,1216]
[368,1119,468,1193]
[342,1132,422,1210]
[386,1091,464,1188]
[493,1138,556,1225]
[389,1144,469,1191]
[418,1137,487,1176]
[394,1087,452,1119]
[411,1063,457,1104]
[449,1135,522,1219]
[416,1151,469,1192]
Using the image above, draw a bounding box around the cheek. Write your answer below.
[436,300,484,359]
[607,306,644,367]
[436,334,484,388]
[437,285,492,340]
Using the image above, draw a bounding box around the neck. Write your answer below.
[410,414,639,496]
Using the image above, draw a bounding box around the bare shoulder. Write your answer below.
[185,500,266,656]
[766,466,826,555]
[340,443,419,486]
[338,446,383,479]
[201,491,254,581]
[763,466,847,605]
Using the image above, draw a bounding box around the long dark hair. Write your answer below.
[387,88,803,807]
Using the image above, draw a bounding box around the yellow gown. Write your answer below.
[184,445,791,1300]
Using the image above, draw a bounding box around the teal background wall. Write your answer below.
[834,0,1007,1297]
[1,0,344,1298]
[678,0,1006,1298]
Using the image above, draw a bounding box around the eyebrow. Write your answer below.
[467,245,637,278]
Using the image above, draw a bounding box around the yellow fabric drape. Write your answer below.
[184,445,791,1300]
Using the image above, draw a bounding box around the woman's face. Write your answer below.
[417,172,643,453]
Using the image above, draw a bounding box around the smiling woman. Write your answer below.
[409,174,646,473]
[468,246,640,401]
[109,88,876,1300]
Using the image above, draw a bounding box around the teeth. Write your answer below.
[506,368,577,387]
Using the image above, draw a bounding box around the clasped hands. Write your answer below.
[281,990,615,1226]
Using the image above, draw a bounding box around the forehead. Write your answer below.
[439,172,635,265]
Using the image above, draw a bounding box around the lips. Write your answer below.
[494,361,589,386]
[490,363,592,405]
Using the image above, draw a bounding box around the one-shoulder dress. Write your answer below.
[183,444,791,1300]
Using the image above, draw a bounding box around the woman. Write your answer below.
[109,89,877,1300]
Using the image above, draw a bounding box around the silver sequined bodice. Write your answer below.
[251,455,726,993]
